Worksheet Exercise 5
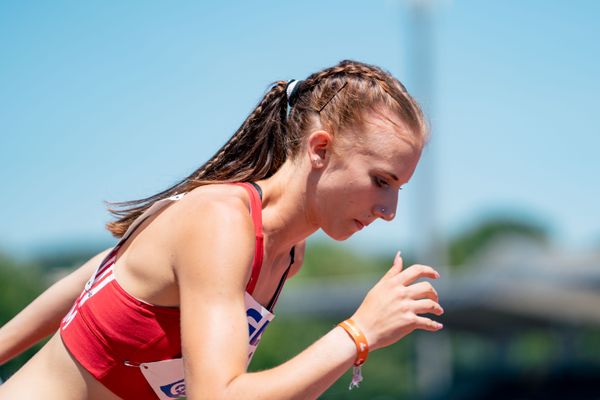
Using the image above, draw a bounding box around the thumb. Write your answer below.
[383,251,403,279]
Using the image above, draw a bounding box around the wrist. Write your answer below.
[337,318,369,366]
[348,315,378,351]
[337,318,370,390]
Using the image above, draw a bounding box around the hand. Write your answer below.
[350,252,444,351]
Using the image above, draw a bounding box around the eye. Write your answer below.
[373,176,389,188]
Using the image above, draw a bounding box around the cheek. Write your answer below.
[317,163,373,216]
[331,183,373,218]
[328,178,362,210]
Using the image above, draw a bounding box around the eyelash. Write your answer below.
[374,176,389,188]
[373,176,404,190]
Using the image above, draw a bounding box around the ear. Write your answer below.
[306,130,333,169]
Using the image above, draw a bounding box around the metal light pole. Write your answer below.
[405,0,452,397]
[407,0,443,268]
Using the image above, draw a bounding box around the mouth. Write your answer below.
[354,219,365,230]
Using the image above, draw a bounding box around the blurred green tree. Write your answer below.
[296,240,398,279]
[0,253,45,380]
[447,215,550,268]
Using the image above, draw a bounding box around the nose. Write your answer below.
[373,192,398,221]
[374,206,395,221]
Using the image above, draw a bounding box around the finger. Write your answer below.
[413,316,444,332]
[383,251,404,279]
[405,281,439,303]
[411,299,444,316]
[398,264,440,286]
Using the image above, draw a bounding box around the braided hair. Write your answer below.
[285,60,428,157]
[106,60,426,237]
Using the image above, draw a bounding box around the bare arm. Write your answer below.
[0,248,111,365]
[175,198,444,400]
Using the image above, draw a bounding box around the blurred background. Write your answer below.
[1,1,599,398]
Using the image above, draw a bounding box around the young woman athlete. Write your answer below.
[0,59,444,399]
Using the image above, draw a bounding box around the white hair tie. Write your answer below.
[286,79,302,107]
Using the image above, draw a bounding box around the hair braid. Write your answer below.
[306,61,418,118]
[286,60,427,154]
[106,81,289,237]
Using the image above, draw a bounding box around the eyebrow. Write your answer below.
[381,170,400,182]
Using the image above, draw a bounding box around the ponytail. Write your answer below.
[106,81,289,237]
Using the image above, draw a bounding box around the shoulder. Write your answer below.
[169,184,257,281]
[172,184,253,233]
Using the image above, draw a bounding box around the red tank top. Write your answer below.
[60,183,293,399]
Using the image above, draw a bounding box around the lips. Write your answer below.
[354,219,365,230]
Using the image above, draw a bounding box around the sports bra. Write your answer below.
[60,182,294,399]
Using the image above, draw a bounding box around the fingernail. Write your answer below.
[437,322,444,329]
[395,250,402,261]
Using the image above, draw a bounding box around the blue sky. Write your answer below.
[1,1,599,258]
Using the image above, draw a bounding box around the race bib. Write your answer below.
[139,292,274,399]
[245,292,274,363]
[140,359,186,400]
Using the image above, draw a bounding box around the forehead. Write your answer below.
[342,107,423,181]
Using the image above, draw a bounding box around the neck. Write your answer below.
[256,158,318,256]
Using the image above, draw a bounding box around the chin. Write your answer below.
[321,227,354,242]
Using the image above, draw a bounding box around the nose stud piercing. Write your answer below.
[380,207,386,215]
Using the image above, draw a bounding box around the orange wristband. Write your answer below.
[338,318,369,366]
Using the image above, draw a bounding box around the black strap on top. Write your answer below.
[249,182,263,200]
[246,182,294,312]
[267,246,295,312]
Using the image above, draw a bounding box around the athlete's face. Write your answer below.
[311,107,423,241]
